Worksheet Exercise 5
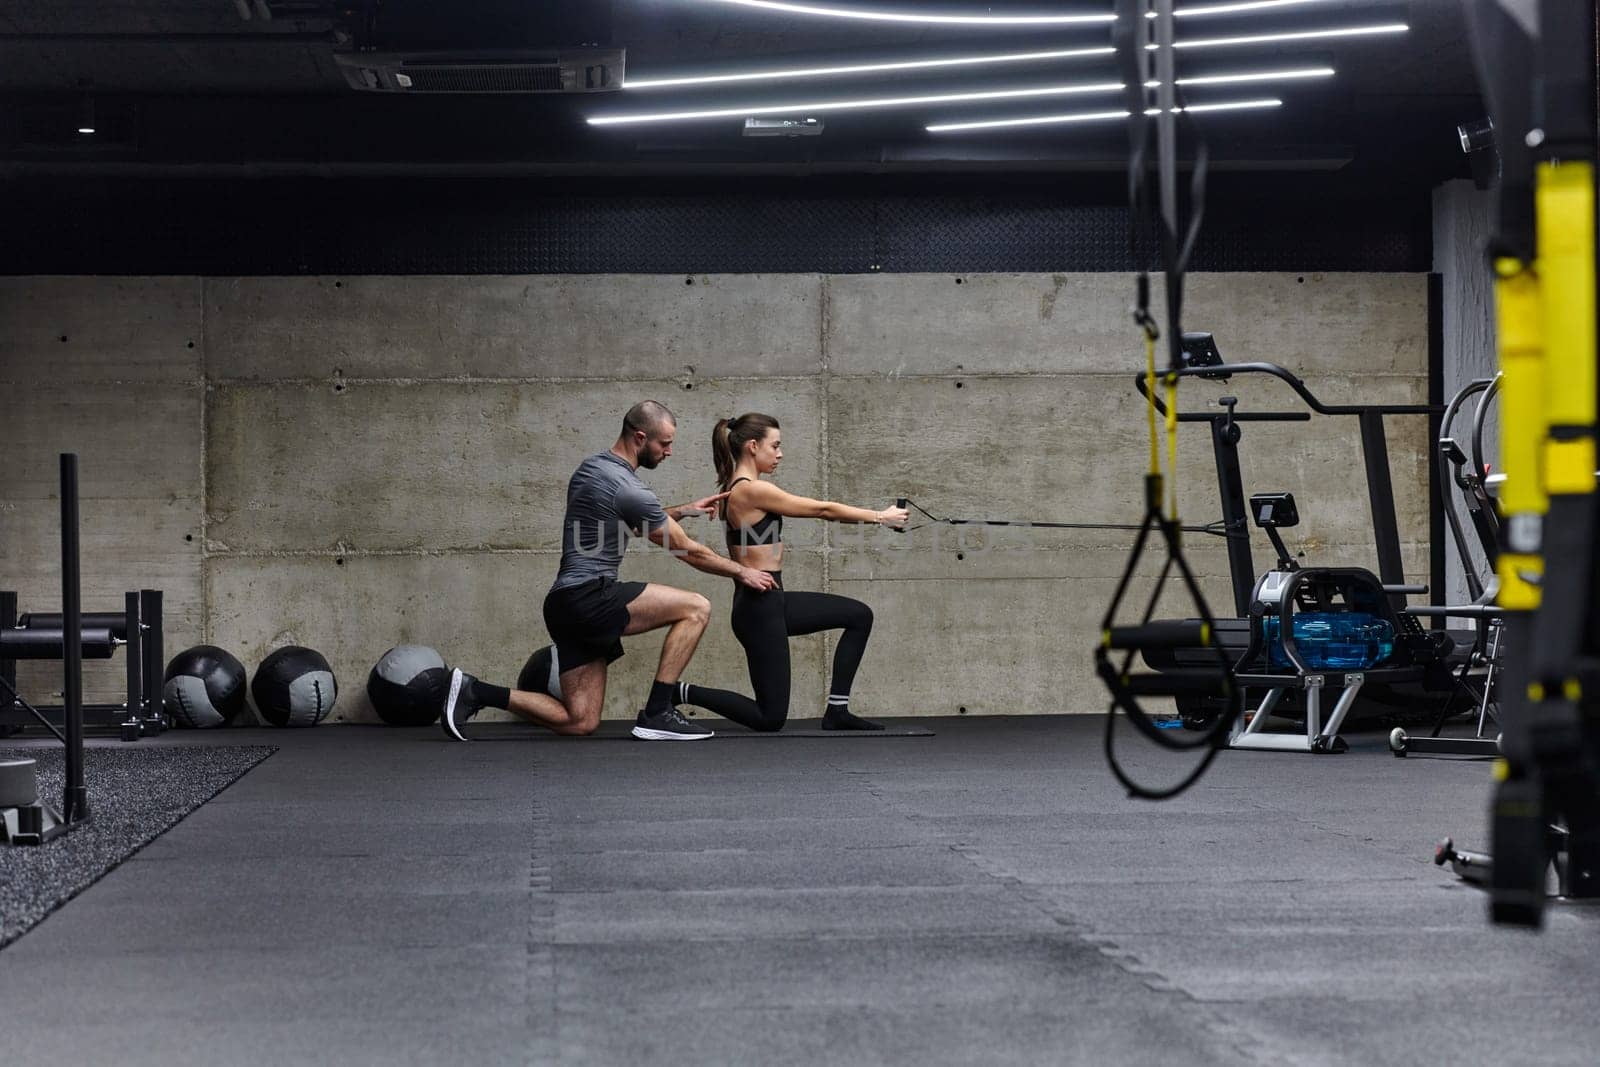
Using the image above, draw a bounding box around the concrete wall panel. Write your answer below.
[826,375,1152,524]
[205,275,823,382]
[826,372,1430,558]
[1181,274,1428,376]
[827,273,1128,376]
[827,273,1427,378]
[205,379,823,553]
[0,277,202,383]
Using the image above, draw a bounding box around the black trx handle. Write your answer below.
[1105,620,1210,650]
[1094,509,1239,747]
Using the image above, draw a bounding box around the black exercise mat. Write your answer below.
[0,745,275,950]
[471,720,934,740]
[708,725,934,739]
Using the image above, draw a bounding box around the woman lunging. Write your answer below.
[676,413,908,732]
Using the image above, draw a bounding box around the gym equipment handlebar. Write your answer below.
[16,612,130,640]
[0,628,116,660]
[1135,361,1441,418]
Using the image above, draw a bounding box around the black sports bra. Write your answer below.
[724,477,783,550]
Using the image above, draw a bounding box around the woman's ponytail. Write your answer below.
[713,418,737,495]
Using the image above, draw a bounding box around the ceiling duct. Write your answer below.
[335,49,624,94]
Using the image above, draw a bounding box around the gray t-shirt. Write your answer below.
[551,452,670,591]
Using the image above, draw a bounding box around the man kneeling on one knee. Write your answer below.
[442,399,776,741]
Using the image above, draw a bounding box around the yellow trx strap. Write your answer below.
[1496,160,1598,611]
[1141,333,1181,524]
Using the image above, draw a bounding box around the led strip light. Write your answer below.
[927,97,1283,132]
[690,0,1353,26]
[594,68,1329,126]
[619,24,1404,92]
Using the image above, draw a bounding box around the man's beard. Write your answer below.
[638,450,661,470]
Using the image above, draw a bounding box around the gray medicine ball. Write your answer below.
[251,645,337,728]
[367,645,450,726]
[516,645,563,701]
[162,645,249,729]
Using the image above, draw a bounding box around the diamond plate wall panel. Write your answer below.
[0,178,1428,275]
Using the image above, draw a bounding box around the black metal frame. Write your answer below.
[1136,361,1441,615]
[1,454,93,844]
[1,589,166,742]
[1436,377,1501,602]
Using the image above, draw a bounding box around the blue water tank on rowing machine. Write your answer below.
[1264,612,1395,671]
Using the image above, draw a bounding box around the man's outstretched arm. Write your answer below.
[663,490,730,523]
[647,519,776,591]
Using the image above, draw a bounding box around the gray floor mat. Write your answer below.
[0,745,275,949]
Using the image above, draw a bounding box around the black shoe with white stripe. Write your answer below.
[631,705,714,741]
[441,667,484,742]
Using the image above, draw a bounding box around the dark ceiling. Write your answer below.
[0,0,1482,187]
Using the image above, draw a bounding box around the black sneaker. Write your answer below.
[631,706,714,741]
[441,668,484,742]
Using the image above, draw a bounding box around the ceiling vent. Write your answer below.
[335,49,624,93]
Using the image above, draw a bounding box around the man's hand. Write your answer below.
[669,491,731,522]
[736,567,778,592]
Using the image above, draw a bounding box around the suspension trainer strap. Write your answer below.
[1095,0,1237,801]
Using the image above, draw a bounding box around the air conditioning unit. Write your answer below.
[335,48,624,93]
[743,118,825,138]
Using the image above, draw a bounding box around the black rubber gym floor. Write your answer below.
[1,717,1595,1065]
[0,744,274,948]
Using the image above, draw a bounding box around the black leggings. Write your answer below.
[686,572,873,732]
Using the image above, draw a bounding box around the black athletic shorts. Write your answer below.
[542,576,647,670]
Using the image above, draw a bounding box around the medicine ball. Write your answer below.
[162,645,248,729]
[367,645,450,726]
[251,645,337,728]
[516,645,563,701]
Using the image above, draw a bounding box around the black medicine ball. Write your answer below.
[367,645,450,726]
[516,645,562,701]
[162,645,248,729]
[251,645,337,728]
